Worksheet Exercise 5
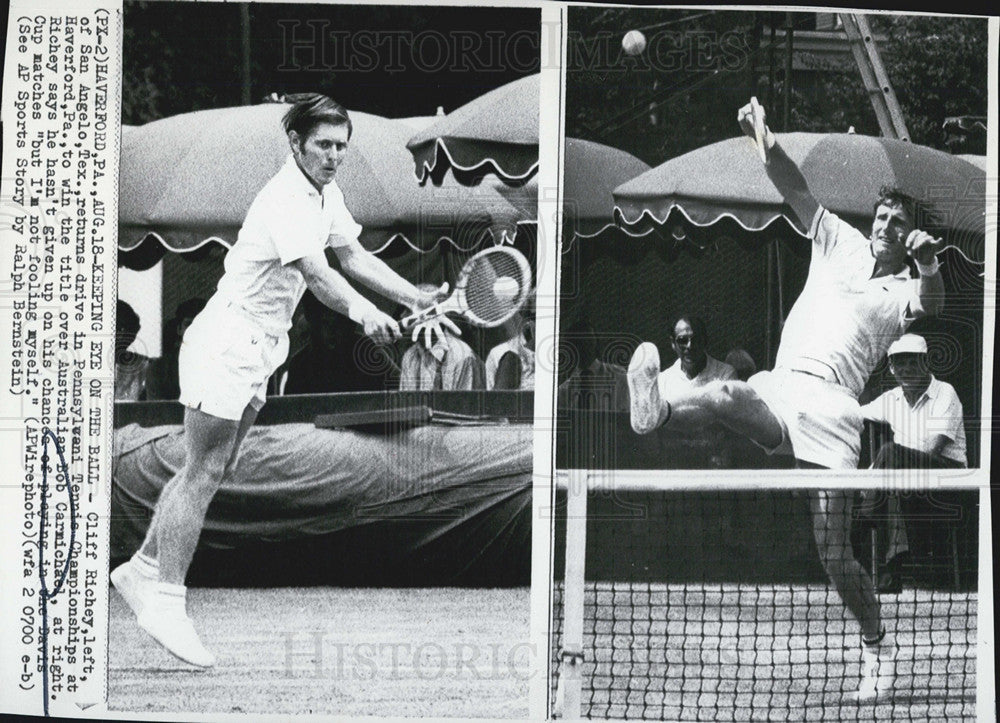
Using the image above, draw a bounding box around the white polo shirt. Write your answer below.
[214,155,363,335]
[657,354,737,399]
[775,207,918,398]
[860,375,968,466]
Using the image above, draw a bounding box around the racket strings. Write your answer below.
[462,251,529,324]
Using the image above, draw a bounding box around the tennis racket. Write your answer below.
[401,246,532,330]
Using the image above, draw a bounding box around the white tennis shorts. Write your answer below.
[747,368,863,469]
[178,298,289,421]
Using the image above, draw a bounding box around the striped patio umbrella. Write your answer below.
[406,74,539,187]
[613,133,986,264]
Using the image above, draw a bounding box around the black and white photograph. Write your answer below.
[555,8,987,474]
[552,7,990,721]
[0,1,995,722]
[110,2,539,716]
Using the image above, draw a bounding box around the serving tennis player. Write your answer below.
[110,94,454,667]
[627,100,945,702]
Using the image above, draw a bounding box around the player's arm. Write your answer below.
[292,252,401,345]
[859,396,887,423]
[331,237,460,346]
[737,101,819,230]
[333,238,430,310]
[905,230,945,318]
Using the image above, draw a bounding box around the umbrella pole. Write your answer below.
[240,5,252,105]
[775,239,785,328]
[749,13,763,100]
[782,13,794,132]
[767,24,776,111]
[766,239,775,367]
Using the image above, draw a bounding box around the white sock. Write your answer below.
[132,551,159,578]
[153,581,188,614]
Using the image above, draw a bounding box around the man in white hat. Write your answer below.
[862,333,967,469]
[858,333,967,592]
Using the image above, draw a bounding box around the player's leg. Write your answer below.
[810,489,880,636]
[627,343,783,448]
[131,402,256,566]
[155,406,240,583]
[133,406,241,667]
[810,488,895,701]
[222,402,260,480]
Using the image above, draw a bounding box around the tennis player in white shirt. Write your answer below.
[111,94,454,667]
[628,100,946,702]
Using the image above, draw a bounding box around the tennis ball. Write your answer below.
[492,276,520,302]
[622,30,646,56]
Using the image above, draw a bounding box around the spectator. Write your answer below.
[861,334,967,469]
[399,286,484,390]
[486,313,535,390]
[115,299,148,401]
[556,320,628,411]
[859,333,968,593]
[656,315,738,399]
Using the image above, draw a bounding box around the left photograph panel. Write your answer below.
[112,2,539,716]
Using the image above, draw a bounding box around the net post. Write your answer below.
[554,469,589,719]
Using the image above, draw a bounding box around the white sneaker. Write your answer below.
[627,342,667,434]
[110,560,155,617]
[850,639,896,704]
[138,599,216,668]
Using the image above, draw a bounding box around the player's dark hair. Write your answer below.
[672,314,707,343]
[282,93,353,142]
[873,186,918,222]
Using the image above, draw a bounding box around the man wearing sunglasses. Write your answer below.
[657,315,738,400]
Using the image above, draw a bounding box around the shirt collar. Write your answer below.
[922,374,941,399]
[901,374,937,408]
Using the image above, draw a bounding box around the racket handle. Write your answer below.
[400,304,445,331]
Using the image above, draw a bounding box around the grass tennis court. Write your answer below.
[110,586,530,717]
[553,583,977,721]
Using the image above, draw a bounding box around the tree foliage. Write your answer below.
[566,9,989,164]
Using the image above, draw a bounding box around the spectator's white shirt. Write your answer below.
[657,354,737,399]
[776,207,918,398]
[214,155,363,335]
[485,338,535,390]
[861,375,967,466]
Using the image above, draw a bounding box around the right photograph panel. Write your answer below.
[552,7,990,721]
[556,7,986,472]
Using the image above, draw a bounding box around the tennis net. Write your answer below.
[551,474,980,721]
